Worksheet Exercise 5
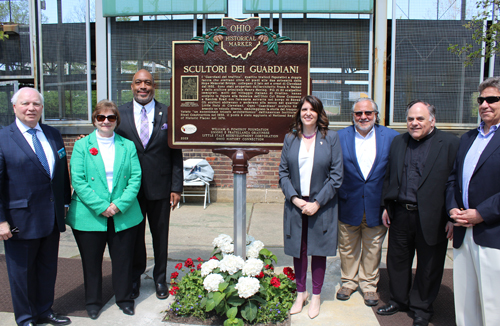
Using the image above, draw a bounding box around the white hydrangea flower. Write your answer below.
[220,242,234,254]
[212,234,232,249]
[242,258,264,277]
[235,277,260,298]
[246,240,264,259]
[203,273,224,292]
[219,254,245,275]
[246,234,255,245]
[201,259,220,277]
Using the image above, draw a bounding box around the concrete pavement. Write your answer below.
[0,201,454,325]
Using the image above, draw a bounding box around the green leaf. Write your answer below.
[213,291,224,305]
[251,295,266,304]
[241,301,258,322]
[227,295,245,306]
[226,306,238,319]
[207,40,215,52]
[203,42,209,54]
[260,248,271,256]
[206,298,216,311]
[219,282,229,292]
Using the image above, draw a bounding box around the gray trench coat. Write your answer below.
[279,130,343,258]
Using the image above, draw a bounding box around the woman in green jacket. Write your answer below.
[66,100,142,319]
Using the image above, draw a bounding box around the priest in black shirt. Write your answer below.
[377,100,459,326]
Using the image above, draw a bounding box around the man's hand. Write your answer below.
[382,209,391,228]
[0,221,13,240]
[450,208,484,227]
[445,221,454,240]
[170,192,181,211]
[301,201,320,216]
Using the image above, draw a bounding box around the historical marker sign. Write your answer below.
[169,17,310,149]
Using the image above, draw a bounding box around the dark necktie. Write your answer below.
[27,128,50,176]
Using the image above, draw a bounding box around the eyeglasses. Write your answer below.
[353,111,375,117]
[96,114,117,122]
[477,96,500,105]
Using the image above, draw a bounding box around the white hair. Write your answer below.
[11,88,44,105]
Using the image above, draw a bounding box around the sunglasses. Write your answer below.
[477,96,500,105]
[96,114,117,122]
[353,111,375,117]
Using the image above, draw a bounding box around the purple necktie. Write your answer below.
[140,106,149,148]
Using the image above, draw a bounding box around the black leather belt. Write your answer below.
[399,202,418,211]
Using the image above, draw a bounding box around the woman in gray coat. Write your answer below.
[279,95,343,319]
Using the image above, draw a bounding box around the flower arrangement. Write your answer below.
[166,234,296,325]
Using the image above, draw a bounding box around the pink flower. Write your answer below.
[197,263,202,270]
[170,272,179,279]
[197,257,203,262]
[89,148,98,156]
[255,271,264,279]
[175,263,183,270]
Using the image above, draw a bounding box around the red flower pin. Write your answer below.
[89,148,98,156]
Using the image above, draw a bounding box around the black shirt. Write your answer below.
[398,129,436,204]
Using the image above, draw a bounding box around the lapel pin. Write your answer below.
[159,112,163,116]
[320,141,323,145]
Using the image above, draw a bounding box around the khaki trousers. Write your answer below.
[338,216,387,292]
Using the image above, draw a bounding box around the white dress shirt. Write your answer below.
[133,99,155,138]
[299,138,315,197]
[16,118,55,177]
[355,127,376,180]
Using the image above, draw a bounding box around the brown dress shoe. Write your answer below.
[336,286,355,300]
[363,291,379,306]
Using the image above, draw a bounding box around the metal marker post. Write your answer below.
[233,170,246,258]
[213,148,269,259]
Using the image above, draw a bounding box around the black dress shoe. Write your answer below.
[413,316,429,326]
[156,282,169,299]
[37,313,71,325]
[130,280,141,299]
[377,303,400,315]
[120,306,135,316]
[87,309,99,320]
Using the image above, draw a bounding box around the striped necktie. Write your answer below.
[140,106,149,148]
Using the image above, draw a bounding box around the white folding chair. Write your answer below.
[178,159,213,209]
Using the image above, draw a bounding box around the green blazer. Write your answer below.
[66,131,143,232]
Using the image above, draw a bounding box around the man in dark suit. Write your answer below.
[336,98,399,307]
[378,100,459,326]
[0,88,71,326]
[446,77,500,326]
[115,69,183,300]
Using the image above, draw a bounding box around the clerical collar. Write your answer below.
[411,128,435,142]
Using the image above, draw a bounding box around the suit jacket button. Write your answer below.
[50,198,54,202]
[91,177,94,181]
[124,176,127,178]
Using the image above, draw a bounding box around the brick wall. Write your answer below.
[62,135,282,189]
